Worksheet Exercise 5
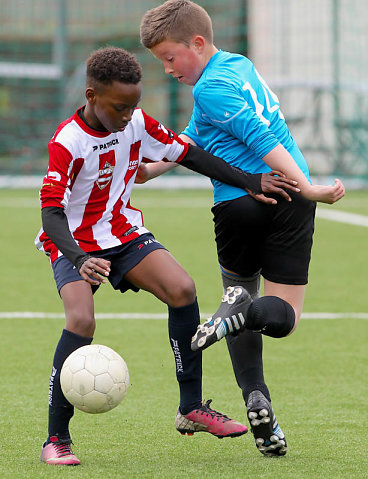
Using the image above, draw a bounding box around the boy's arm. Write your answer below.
[136,135,299,204]
[42,206,110,285]
[179,135,298,204]
[179,144,301,203]
[135,161,178,184]
[180,144,263,193]
[263,144,345,204]
[135,133,195,184]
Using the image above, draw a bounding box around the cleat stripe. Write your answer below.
[216,321,228,340]
[232,314,240,330]
[238,312,246,326]
[224,317,234,333]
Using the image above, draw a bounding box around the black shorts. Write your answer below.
[212,192,316,285]
[52,233,166,294]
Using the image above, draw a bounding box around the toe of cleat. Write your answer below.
[256,436,287,456]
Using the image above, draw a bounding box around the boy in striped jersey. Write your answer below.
[36,46,298,465]
[140,0,345,457]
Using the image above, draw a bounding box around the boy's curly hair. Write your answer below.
[86,47,142,88]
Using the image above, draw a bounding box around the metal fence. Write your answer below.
[0,0,367,181]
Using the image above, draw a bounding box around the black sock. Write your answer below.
[48,329,92,441]
[168,299,202,415]
[226,331,271,404]
[247,296,295,338]
[221,269,270,403]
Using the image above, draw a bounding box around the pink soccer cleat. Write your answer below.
[176,399,248,438]
[40,436,81,466]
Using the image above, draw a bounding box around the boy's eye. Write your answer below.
[114,102,139,113]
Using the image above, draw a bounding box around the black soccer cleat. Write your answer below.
[191,286,252,352]
[247,390,287,457]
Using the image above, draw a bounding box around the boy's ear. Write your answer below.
[85,87,96,103]
[192,35,206,52]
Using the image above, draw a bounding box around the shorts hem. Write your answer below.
[262,272,308,286]
[111,244,166,293]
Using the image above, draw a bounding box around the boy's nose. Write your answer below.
[122,110,132,122]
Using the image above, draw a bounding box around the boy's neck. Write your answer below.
[203,44,219,68]
[79,106,107,132]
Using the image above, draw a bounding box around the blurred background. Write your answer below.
[0,0,367,186]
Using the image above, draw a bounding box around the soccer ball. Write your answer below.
[60,344,130,414]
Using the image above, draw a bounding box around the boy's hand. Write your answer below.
[247,170,300,205]
[78,257,111,285]
[302,179,345,204]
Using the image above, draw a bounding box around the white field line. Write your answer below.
[1,197,368,226]
[0,312,367,320]
[316,208,368,227]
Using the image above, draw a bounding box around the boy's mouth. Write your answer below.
[117,122,128,132]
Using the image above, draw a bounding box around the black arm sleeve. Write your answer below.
[179,144,263,195]
[42,206,91,270]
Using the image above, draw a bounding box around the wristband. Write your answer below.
[75,254,92,273]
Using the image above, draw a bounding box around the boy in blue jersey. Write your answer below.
[140,0,345,457]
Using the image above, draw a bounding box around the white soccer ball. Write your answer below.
[60,344,130,414]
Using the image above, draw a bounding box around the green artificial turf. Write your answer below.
[0,188,367,478]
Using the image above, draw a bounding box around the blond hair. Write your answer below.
[140,0,213,48]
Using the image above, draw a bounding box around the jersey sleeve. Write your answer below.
[40,140,73,209]
[140,111,189,163]
[181,113,203,148]
[195,80,280,159]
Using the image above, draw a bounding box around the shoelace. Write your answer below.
[54,442,73,457]
[200,399,232,422]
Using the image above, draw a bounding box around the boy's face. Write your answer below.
[85,81,142,133]
[151,40,205,86]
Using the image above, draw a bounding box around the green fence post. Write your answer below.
[55,0,68,122]
[332,0,343,174]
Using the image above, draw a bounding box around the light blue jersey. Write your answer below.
[182,50,311,203]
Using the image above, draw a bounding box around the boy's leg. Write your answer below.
[191,281,303,351]
[126,249,202,413]
[41,279,95,466]
[262,280,305,333]
[196,192,313,349]
[219,268,270,402]
[231,282,304,340]
[124,249,247,438]
[48,281,95,440]
[196,268,287,455]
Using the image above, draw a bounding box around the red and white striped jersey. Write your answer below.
[35,107,188,263]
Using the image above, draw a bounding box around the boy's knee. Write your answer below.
[65,310,95,337]
[247,296,295,338]
[166,276,196,307]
